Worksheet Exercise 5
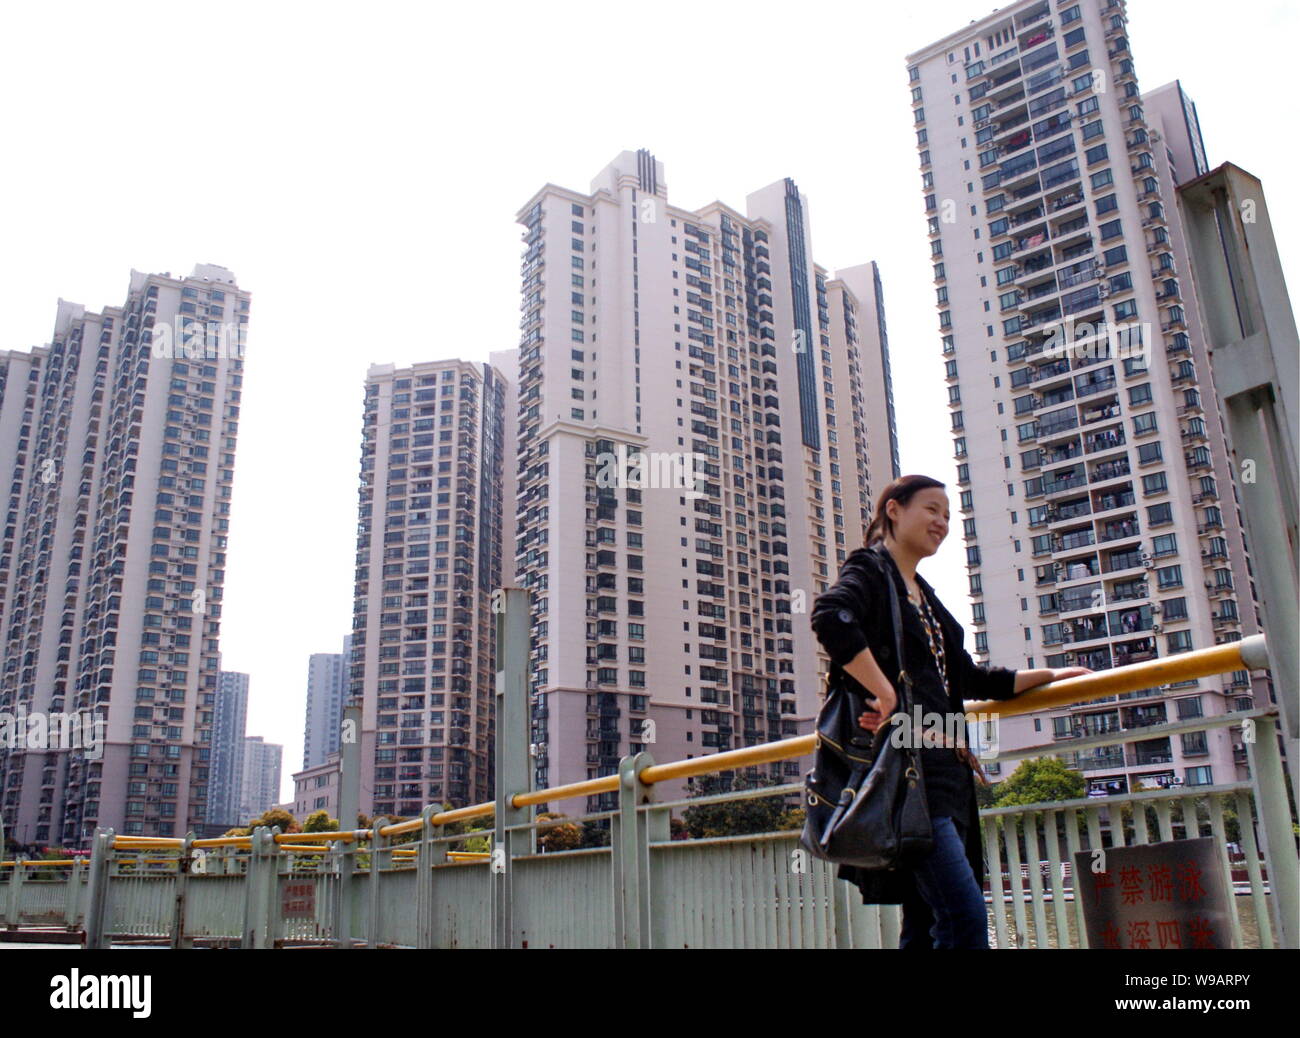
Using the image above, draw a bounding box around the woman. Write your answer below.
[810,474,1091,949]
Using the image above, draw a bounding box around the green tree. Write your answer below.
[682,774,794,838]
[777,806,806,832]
[535,812,582,852]
[440,807,493,852]
[580,820,612,847]
[303,810,339,833]
[993,757,1086,808]
[243,807,300,834]
[975,780,1001,810]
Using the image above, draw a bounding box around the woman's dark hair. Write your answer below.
[864,474,947,546]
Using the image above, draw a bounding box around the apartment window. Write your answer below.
[1128,384,1152,407]
[1146,502,1173,526]
[1151,532,1177,557]
[1137,442,1162,464]
[1185,765,1213,787]
[1103,245,1128,267]
[1099,218,1123,240]
[1090,169,1114,190]
[1155,564,1183,590]
[1133,413,1158,436]
[1095,193,1118,215]
[1167,630,1194,654]
[1142,472,1168,495]
[1163,598,1188,621]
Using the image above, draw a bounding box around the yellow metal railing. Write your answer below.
[64,634,1264,857]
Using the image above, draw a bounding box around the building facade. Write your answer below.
[303,634,351,770]
[906,0,1263,794]
[0,265,248,847]
[349,359,507,817]
[513,151,899,814]
[206,669,248,828]
[238,735,282,821]
[290,752,341,822]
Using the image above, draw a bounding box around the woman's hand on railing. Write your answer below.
[1050,666,1094,681]
[1014,666,1094,694]
[858,686,898,733]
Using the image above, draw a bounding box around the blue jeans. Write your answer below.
[898,815,990,949]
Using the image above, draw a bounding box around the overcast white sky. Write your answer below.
[2,1,1296,800]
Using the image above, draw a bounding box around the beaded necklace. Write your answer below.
[905,582,949,701]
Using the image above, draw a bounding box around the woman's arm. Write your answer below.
[1014,666,1093,694]
[810,555,896,730]
[842,645,898,726]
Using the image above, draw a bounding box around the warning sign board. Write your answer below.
[1073,837,1233,949]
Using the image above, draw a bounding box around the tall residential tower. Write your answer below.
[907,0,1264,794]
[0,265,248,846]
[349,360,507,817]
[303,634,351,770]
[207,669,249,829]
[513,152,899,813]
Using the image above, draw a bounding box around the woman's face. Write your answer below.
[888,488,950,557]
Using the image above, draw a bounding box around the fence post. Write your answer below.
[492,586,531,949]
[368,817,389,948]
[332,835,355,948]
[65,858,84,931]
[415,805,444,949]
[83,828,113,949]
[241,826,274,949]
[171,832,194,949]
[613,750,656,948]
[1247,715,1299,948]
[6,856,24,930]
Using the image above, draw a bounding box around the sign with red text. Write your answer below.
[281,880,316,919]
[1074,838,1232,949]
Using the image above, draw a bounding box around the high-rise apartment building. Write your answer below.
[207,669,249,828]
[907,0,1264,794]
[303,634,351,770]
[513,151,899,814]
[238,735,282,821]
[349,360,507,817]
[0,265,248,847]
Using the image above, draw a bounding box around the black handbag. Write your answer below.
[800,557,934,870]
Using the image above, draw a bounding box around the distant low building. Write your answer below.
[292,752,341,823]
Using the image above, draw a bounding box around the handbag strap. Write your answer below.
[875,545,911,710]
[874,546,920,772]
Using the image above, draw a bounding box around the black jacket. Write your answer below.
[809,543,1020,906]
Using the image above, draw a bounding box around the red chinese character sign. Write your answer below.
[1074,838,1232,949]
[281,880,316,919]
